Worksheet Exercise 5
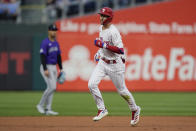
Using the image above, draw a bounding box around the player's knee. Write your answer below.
[48,85,56,91]
[118,89,130,101]
[118,88,128,96]
[88,81,97,90]
[45,87,55,95]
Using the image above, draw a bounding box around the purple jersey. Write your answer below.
[40,38,61,64]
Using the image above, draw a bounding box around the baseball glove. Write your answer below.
[57,71,66,84]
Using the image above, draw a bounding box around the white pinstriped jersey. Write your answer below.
[98,24,124,60]
[88,24,138,112]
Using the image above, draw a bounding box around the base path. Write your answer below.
[0,116,196,131]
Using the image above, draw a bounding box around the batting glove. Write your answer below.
[94,52,100,62]
[94,39,108,49]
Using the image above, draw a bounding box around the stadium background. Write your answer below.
[0,0,196,131]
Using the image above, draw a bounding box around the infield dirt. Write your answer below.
[0,116,196,131]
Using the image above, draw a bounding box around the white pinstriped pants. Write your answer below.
[88,58,138,111]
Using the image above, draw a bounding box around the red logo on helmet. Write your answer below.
[99,7,113,25]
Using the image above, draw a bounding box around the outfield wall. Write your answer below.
[0,24,47,90]
[0,0,196,91]
[0,35,32,90]
[56,0,196,91]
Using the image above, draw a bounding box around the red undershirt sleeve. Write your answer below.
[106,45,124,54]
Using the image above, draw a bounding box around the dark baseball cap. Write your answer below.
[48,24,58,31]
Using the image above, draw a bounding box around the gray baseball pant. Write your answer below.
[38,64,57,111]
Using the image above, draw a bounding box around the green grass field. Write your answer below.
[0,91,196,116]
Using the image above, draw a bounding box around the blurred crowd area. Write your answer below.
[0,0,20,22]
[45,0,133,21]
[0,0,165,24]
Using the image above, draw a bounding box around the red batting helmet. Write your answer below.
[98,7,113,25]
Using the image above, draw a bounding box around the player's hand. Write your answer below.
[59,69,63,73]
[94,38,108,48]
[94,52,100,62]
[44,70,49,77]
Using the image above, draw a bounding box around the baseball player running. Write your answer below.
[88,7,141,126]
[36,24,63,115]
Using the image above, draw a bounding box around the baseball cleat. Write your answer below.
[45,110,59,115]
[36,105,45,114]
[130,106,141,126]
[93,109,108,121]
